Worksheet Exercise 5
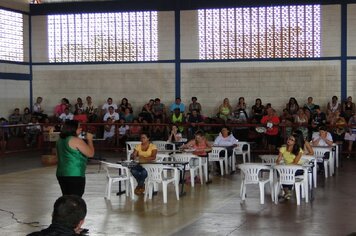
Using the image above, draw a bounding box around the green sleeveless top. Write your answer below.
[56,136,87,177]
[172,113,184,132]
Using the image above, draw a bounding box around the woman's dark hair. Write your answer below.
[289,133,301,156]
[52,195,87,229]
[60,120,79,139]
[62,98,70,104]
[121,98,128,104]
[141,131,151,140]
[255,98,262,105]
[288,97,299,109]
[293,130,305,149]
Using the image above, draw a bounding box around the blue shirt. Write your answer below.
[170,103,185,113]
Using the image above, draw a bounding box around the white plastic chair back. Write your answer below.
[274,165,306,205]
[209,147,226,161]
[172,153,203,186]
[259,155,278,164]
[300,155,317,189]
[145,164,164,183]
[232,142,251,168]
[238,163,270,184]
[238,163,274,204]
[274,165,303,185]
[101,161,135,200]
[236,141,250,152]
[125,141,141,160]
[208,147,228,175]
[313,147,331,162]
[152,141,176,151]
[333,143,339,168]
[172,153,194,166]
[143,164,180,203]
[312,146,333,178]
[155,153,171,162]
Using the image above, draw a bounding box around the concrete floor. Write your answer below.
[0,151,356,236]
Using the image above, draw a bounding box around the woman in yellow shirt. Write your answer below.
[276,134,303,199]
[131,132,157,195]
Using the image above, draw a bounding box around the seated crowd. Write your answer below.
[0,95,355,155]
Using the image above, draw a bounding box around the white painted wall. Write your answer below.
[348,4,356,56]
[182,61,342,116]
[0,80,30,116]
[32,63,175,115]
[0,4,355,118]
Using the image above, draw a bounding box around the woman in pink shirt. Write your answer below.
[182,130,211,156]
[54,98,70,117]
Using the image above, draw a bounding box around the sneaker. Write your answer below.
[284,190,292,200]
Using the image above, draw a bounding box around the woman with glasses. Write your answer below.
[276,133,303,200]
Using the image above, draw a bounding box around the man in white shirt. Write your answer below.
[102,97,118,114]
[103,117,116,141]
[103,106,120,122]
[312,126,333,147]
[59,108,74,123]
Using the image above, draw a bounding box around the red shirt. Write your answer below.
[73,114,88,123]
[261,115,280,136]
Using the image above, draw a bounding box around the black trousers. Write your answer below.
[57,176,86,197]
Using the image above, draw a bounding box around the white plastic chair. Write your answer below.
[142,164,180,204]
[238,163,274,204]
[259,154,278,164]
[152,141,176,152]
[125,141,141,160]
[172,153,203,187]
[101,161,135,200]
[232,142,251,171]
[300,155,317,189]
[155,153,171,162]
[273,165,306,205]
[333,143,339,169]
[313,146,333,178]
[208,147,228,176]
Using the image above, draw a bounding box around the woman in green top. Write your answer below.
[56,120,95,197]
[218,98,232,121]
